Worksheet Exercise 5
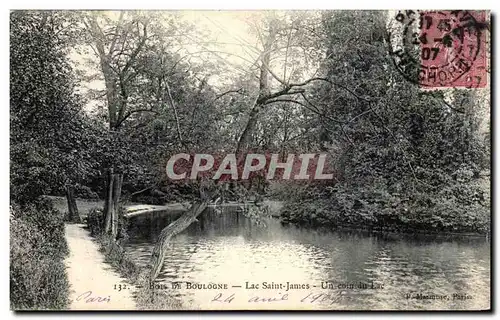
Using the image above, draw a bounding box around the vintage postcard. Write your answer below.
[10,9,491,311]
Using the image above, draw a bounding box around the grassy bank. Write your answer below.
[85,207,182,310]
[10,198,70,310]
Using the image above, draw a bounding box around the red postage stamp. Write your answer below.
[390,10,489,88]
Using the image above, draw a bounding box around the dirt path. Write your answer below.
[64,224,137,310]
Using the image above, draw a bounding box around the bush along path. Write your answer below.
[64,223,137,310]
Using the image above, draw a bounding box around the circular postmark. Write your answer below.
[388,10,486,88]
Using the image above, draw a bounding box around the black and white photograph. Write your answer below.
[9,8,491,311]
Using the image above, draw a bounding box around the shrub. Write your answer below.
[86,207,105,237]
[10,200,69,310]
[73,184,100,200]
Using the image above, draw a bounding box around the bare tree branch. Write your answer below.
[441,99,465,114]
[165,81,187,150]
[264,98,342,124]
[115,108,159,128]
[122,21,148,75]
[289,77,373,102]
[108,12,125,55]
[211,88,244,103]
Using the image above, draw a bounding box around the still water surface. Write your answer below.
[124,207,490,310]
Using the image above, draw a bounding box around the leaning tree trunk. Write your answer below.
[235,24,276,154]
[148,200,209,282]
[236,102,262,154]
[65,185,81,223]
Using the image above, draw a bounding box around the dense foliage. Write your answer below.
[10,11,87,309]
[10,11,104,204]
[279,11,490,234]
[10,9,490,310]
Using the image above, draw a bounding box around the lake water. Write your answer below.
[124,207,490,310]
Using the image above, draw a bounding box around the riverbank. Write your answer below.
[54,197,182,310]
[280,195,490,236]
[47,195,283,219]
[279,177,490,236]
[64,224,136,310]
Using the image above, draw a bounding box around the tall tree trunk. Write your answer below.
[65,185,80,223]
[111,173,123,239]
[86,16,119,129]
[148,201,209,282]
[236,24,277,154]
[104,168,115,234]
